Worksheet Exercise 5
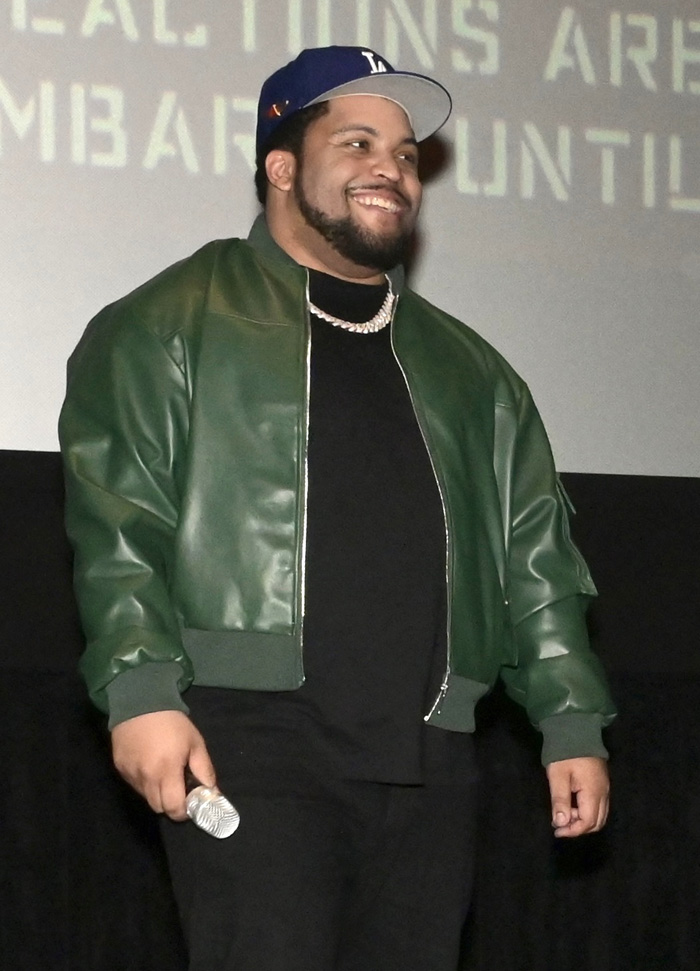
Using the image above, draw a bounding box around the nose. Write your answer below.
[370,149,402,183]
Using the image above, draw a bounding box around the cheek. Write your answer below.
[409,178,423,210]
[302,168,348,211]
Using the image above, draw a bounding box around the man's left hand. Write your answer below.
[546,756,610,838]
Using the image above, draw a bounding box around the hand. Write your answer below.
[111,710,216,821]
[546,756,610,838]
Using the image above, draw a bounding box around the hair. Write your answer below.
[255,101,330,205]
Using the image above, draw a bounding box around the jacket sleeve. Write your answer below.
[59,308,194,715]
[498,382,616,764]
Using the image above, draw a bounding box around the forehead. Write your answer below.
[319,94,415,137]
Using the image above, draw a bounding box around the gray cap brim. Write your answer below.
[306,72,452,142]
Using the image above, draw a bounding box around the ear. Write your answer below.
[265,150,296,193]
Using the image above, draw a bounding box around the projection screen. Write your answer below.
[1,0,699,476]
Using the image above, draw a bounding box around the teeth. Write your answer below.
[353,195,400,213]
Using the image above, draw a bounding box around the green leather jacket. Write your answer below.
[59,216,615,763]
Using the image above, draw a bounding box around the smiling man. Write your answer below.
[60,47,615,971]
[270,94,422,278]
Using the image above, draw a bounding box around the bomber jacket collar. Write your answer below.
[246,212,406,295]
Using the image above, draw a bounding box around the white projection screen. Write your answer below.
[1,0,699,475]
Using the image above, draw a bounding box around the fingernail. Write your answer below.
[555,812,566,825]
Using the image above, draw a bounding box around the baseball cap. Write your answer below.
[256,46,452,157]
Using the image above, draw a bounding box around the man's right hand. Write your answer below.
[111,710,216,821]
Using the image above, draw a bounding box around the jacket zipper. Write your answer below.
[389,301,452,720]
[297,273,313,683]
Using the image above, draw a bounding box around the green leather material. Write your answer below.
[59,216,616,745]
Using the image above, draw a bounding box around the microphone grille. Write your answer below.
[186,786,240,839]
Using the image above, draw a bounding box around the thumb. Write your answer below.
[552,802,571,828]
[187,738,217,790]
[548,770,574,828]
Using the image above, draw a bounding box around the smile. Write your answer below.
[350,193,404,214]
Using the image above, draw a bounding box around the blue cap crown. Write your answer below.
[256,46,451,157]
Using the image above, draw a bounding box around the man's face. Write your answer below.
[291,95,423,274]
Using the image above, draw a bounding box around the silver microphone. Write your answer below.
[185,771,240,839]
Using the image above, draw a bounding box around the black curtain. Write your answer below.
[1,451,699,970]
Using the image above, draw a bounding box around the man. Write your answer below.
[60,46,615,971]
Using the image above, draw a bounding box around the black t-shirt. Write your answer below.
[194,269,474,785]
[301,269,447,782]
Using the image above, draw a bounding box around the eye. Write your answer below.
[399,152,419,166]
[347,139,370,150]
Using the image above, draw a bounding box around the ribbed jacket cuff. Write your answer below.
[539,712,609,765]
[106,662,189,730]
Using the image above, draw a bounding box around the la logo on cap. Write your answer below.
[360,50,388,74]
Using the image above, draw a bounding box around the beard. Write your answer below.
[293,171,414,272]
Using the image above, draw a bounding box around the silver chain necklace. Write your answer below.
[307,278,395,334]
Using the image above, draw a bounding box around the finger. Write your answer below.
[591,792,609,832]
[188,741,217,790]
[139,772,166,815]
[573,786,599,832]
[159,767,189,821]
[555,796,607,837]
[553,816,590,838]
[549,777,574,830]
[578,779,610,834]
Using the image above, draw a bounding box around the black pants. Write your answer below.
[161,695,479,971]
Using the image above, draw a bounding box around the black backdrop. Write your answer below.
[1,450,699,970]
